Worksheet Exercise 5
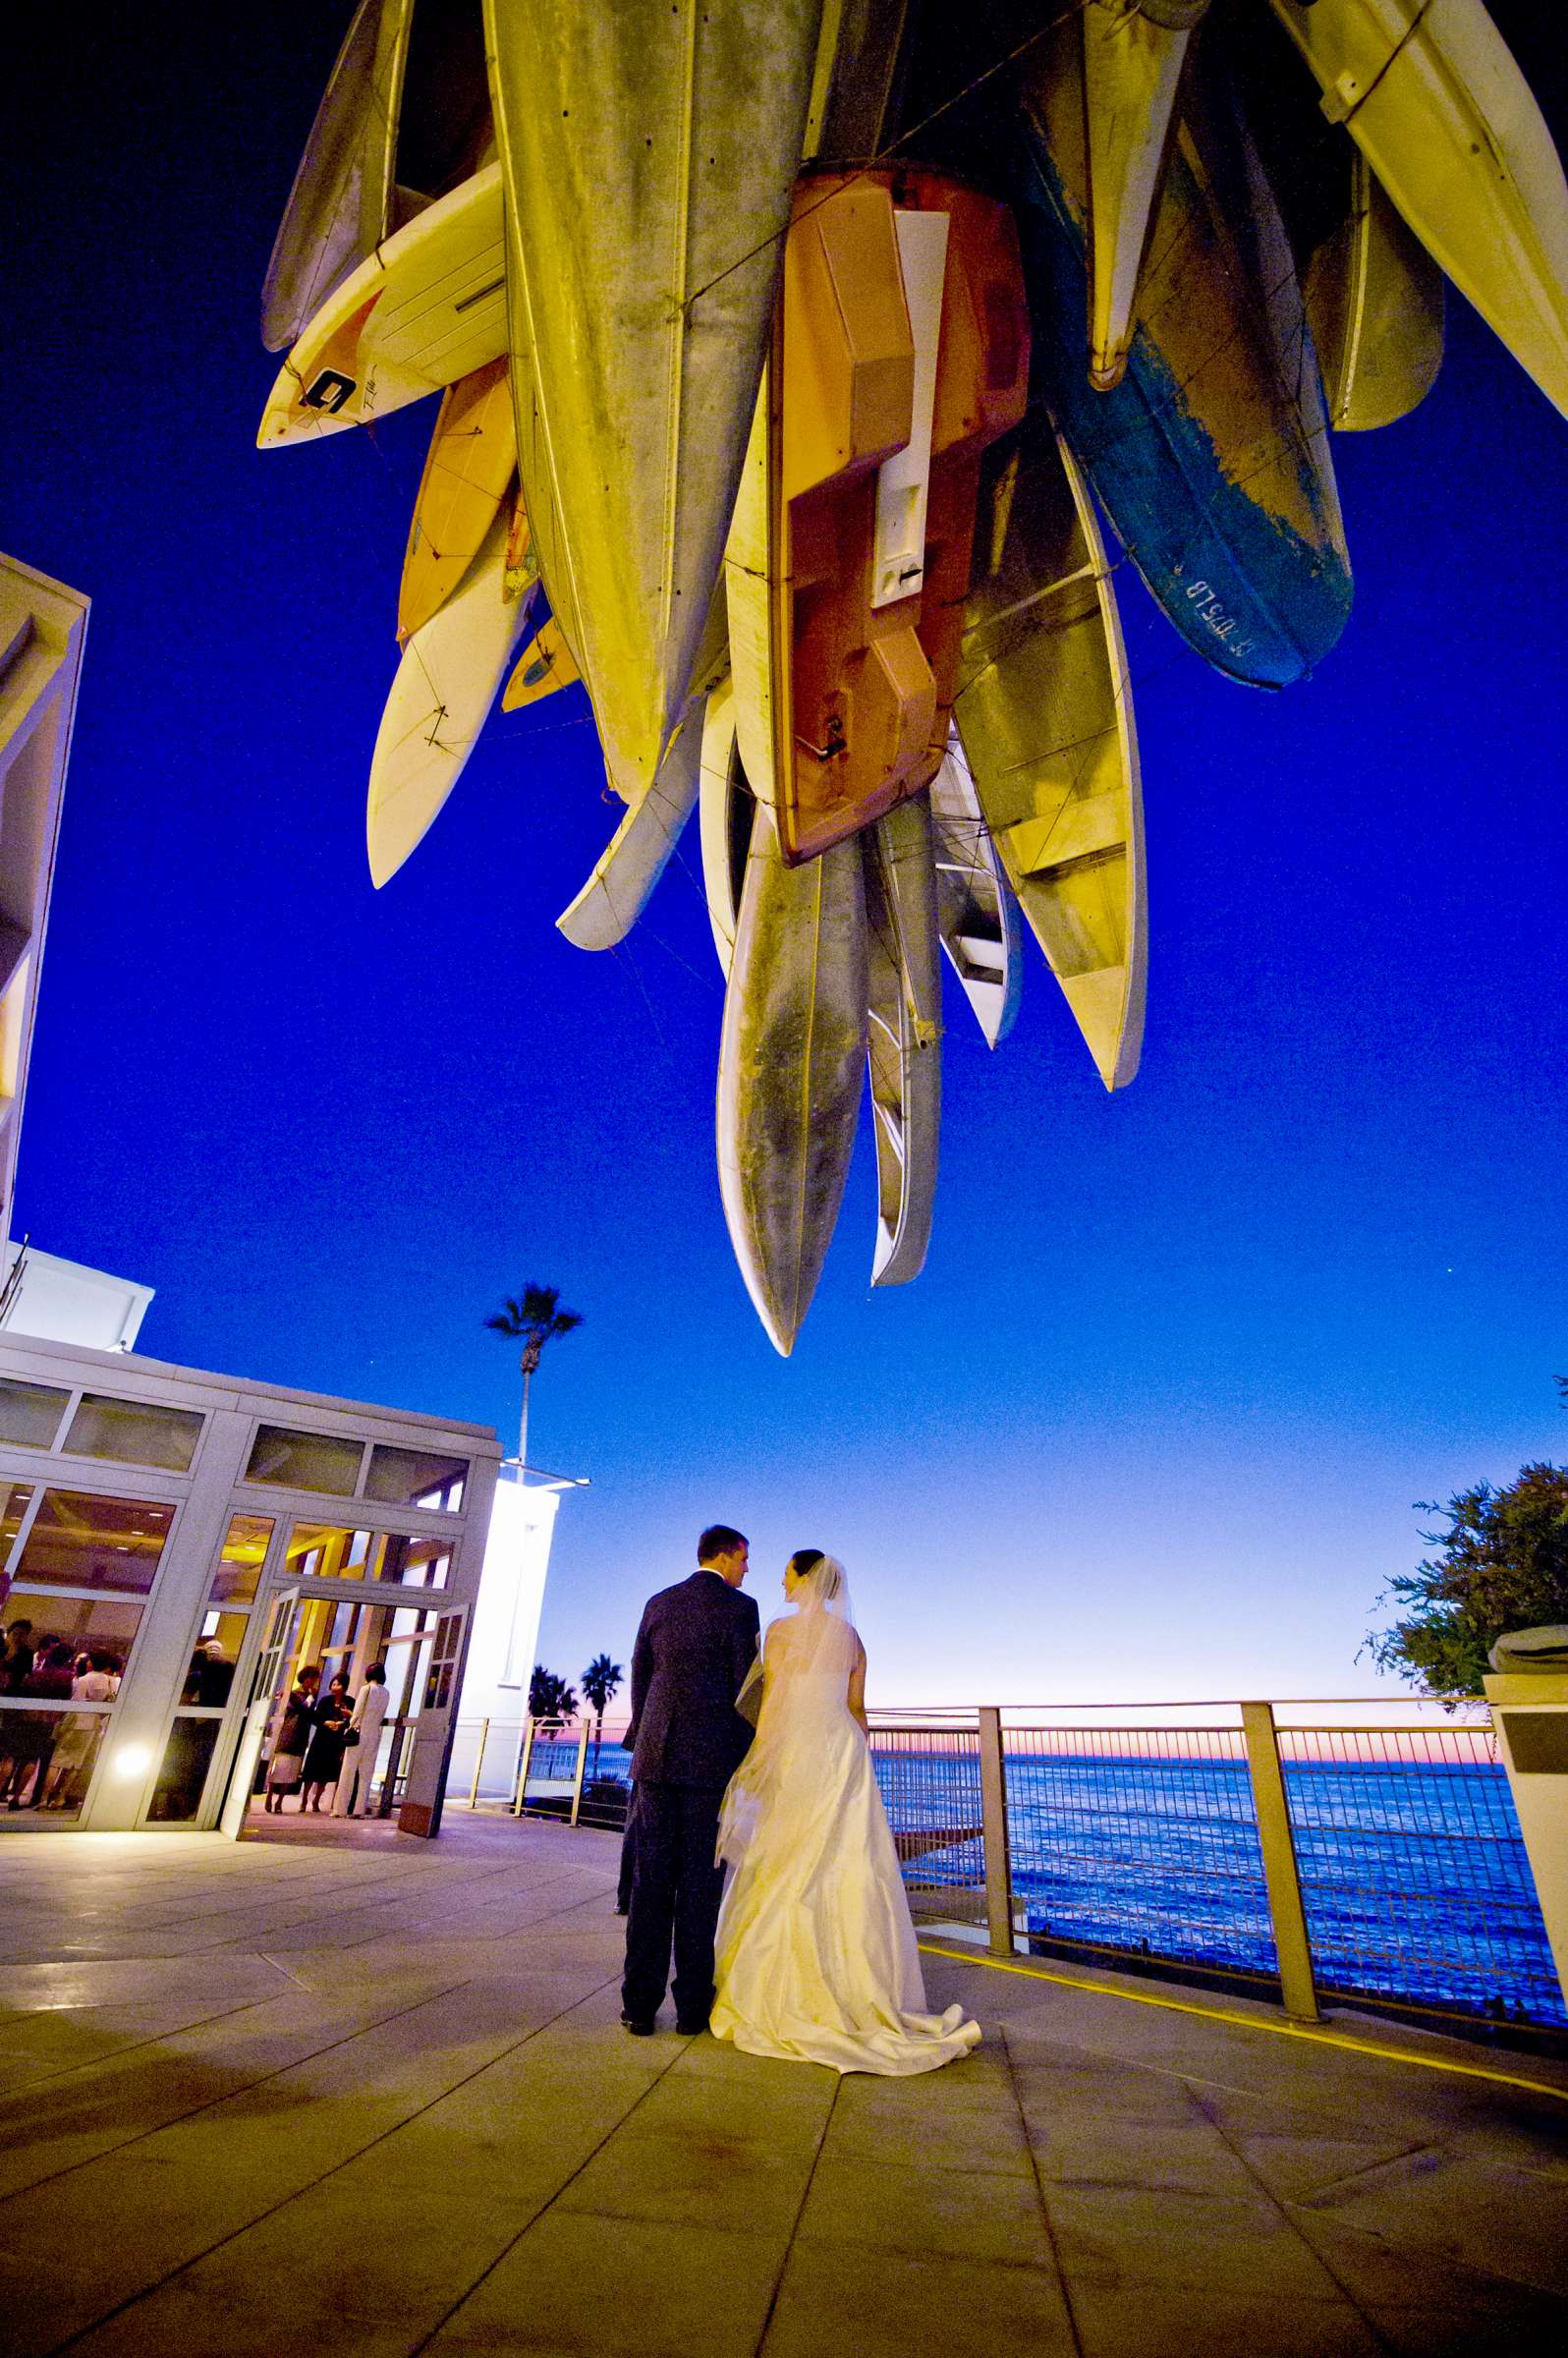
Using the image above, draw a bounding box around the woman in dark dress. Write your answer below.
[301,1674,353,1813]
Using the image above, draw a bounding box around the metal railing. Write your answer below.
[446,1715,632,1828]
[870,1702,1567,2035]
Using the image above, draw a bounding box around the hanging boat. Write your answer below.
[1080,0,1210,391]
[1268,0,1568,421]
[556,728,704,954]
[716,807,868,1355]
[260,0,415,353]
[400,357,516,642]
[501,615,580,713]
[955,415,1145,1091]
[726,167,1030,866]
[482,0,831,831]
[698,684,756,977]
[865,795,941,1286]
[928,731,1021,1048]
[1011,14,1352,689]
[1305,151,1444,430]
[366,491,535,887]
[258,163,505,449]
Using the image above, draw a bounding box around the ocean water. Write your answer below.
[516,1734,1566,2026]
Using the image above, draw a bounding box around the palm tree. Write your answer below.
[581,1654,624,1777]
[484,1283,584,1477]
[529,1664,578,1724]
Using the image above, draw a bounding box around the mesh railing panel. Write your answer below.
[869,1725,986,1924]
[1003,1727,1276,1977]
[1280,1725,1567,2026]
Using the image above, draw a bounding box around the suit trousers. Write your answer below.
[622,1779,727,2025]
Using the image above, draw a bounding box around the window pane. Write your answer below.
[1,1483,33,1568]
[380,1534,452,1590]
[0,1705,112,1819]
[246,1426,363,1494]
[2,1595,142,1674]
[0,1378,69,1450]
[64,1394,203,1473]
[364,1445,468,1512]
[180,1627,241,1706]
[283,1522,376,1581]
[146,1715,223,1823]
[9,1491,174,1596]
[207,1512,274,1608]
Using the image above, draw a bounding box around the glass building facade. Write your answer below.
[0,1331,499,1836]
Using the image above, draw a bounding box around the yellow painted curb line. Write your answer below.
[917,1939,1568,2105]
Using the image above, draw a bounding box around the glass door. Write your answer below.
[218,1586,299,1838]
[397,1606,468,1837]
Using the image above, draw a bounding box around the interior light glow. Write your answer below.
[112,1745,153,1780]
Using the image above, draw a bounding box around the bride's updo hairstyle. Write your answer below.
[788,1549,843,1606]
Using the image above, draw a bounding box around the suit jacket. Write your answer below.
[626,1570,760,1788]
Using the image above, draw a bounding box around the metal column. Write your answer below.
[1241,1700,1320,2023]
[978,1707,1015,1957]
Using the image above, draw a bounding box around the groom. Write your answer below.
[621,1524,759,2036]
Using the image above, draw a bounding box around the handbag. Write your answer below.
[344,1728,361,1747]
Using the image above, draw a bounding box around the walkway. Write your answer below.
[0,1814,1564,2356]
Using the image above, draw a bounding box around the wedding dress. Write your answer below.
[709,1558,980,2075]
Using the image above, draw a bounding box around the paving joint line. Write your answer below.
[751,2069,843,2355]
[999,2021,1086,2358]
[38,1968,630,2358]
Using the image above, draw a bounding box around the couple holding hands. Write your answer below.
[620,1524,979,2075]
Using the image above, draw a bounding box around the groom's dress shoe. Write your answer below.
[675,2016,709,2038]
[621,2012,655,2037]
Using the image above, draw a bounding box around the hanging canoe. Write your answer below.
[258,164,505,449]
[1012,17,1352,689]
[1080,0,1209,391]
[698,684,756,977]
[864,795,941,1287]
[716,807,868,1355]
[1305,150,1444,430]
[482,0,830,827]
[501,616,581,713]
[726,168,1030,866]
[400,358,517,643]
[556,726,705,954]
[928,731,1021,1048]
[955,417,1145,1092]
[260,0,415,353]
[366,492,535,888]
[1268,0,1568,421]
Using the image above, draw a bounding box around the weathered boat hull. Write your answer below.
[716,807,868,1355]
[1306,151,1444,430]
[483,0,828,822]
[928,731,1021,1048]
[865,795,941,1287]
[1012,18,1352,688]
[1269,0,1568,421]
[260,0,414,353]
[956,418,1145,1091]
[400,358,517,643]
[1081,0,1209,390]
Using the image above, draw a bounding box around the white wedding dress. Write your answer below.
[709,1567,980,2076]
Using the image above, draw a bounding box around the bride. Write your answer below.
[709,1549,980,2075]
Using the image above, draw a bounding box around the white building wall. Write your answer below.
[0,1243,152,1352]
[448,1470,562,1800]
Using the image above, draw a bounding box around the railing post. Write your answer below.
[1241,1701,1320,2023]
[511,1717,535,1817]
[569,1723,589,1827]
[978,1707,1015,1956]
[467,1716,489,1809]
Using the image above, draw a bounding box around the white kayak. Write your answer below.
[1269,0,1568,419]
[865,796,942,1288]
[698,682,756,978]
[259,164,505,449]
[365,493,534,888]
[1305,148,1444,430]
[928,730,1021,1048]
[716,805,868,1355]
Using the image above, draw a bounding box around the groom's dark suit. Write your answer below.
[621,1568,760,2028]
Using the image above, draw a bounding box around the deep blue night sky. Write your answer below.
[5,11,1566,1704]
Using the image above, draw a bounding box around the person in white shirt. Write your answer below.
[332,1662,391,1818]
